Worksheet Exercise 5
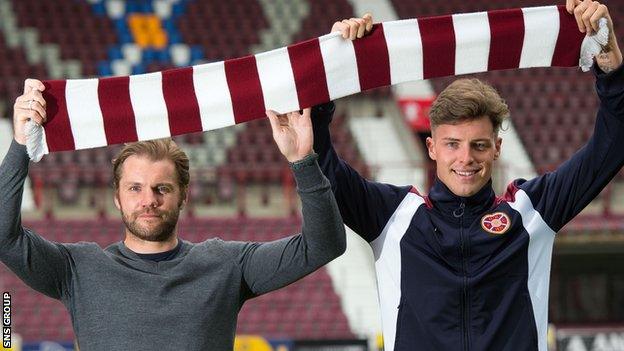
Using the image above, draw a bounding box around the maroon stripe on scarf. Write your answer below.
[488,8,525,70]
[419,15,455,79]
[162,67,202,135]
[552,5,585,67]
[98,76,138,145]
[353,23,391,91]
[43,80,75,151]
[224,55,266,124]
[288,38,329,108]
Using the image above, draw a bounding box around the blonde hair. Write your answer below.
[112,139,190,196]
[429,78,509,133]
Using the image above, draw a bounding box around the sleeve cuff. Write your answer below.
[594,61,624,95]
[8,139,29,161]
[289,153,328,191]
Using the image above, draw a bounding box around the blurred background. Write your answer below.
[0,0,623,350]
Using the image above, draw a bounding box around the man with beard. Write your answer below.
[0,79,345,350]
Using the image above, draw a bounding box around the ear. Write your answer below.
[113,190,121,211]
[179,189,189,209]
[494,136,502,160]
[426,136,437,161]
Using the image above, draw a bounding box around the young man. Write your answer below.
[1,81,345,350]
[315,1,622,350]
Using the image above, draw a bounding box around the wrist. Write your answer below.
[14,135,26,146]
[286,151,313,163]
[286,151,314,163]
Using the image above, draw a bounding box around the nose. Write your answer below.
[458,144,475,165]
[140,189,159,208]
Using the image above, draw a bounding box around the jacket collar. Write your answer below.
[428,177,495,218]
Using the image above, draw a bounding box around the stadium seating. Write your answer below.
[177,0,268,61]
[11,0,116,77]
[225,113,369,185]
[291,0,353,43]
[0,33,49,114]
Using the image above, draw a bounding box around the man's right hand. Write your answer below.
[13,79,46,145]
[331,13,373,40]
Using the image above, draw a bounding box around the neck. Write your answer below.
[124,233,179,254]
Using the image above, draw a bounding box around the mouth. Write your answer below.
[138,213,162,219]
[452,169,480,178]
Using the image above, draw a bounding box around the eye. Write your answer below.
[157,186,172,194]
[446,142,459,149]
[474,142,490,151]
[129,185,141,192]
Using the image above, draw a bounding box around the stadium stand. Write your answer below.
[1,0,623,347]
[291,0,353,42]
[11,0,114,77]
[177,0,268,61]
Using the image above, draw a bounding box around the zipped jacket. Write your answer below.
[311,64,624,350]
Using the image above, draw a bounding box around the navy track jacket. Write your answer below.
[311,64,624,351]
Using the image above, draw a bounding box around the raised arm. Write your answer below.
[0,80,71,300]
[519,1,624,231]
[229,109,345,297]
[307,14,415,243]
[312,103,413,244]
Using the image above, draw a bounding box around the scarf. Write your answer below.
[29,5,607,162]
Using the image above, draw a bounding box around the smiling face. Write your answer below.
[426,116,502,197]
[113,155,187,243]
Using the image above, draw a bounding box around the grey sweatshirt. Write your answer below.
[0,140,346,351]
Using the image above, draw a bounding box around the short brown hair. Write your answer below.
[112,139,190,195]
[429,78,509,133]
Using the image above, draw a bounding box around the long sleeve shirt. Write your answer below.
[0,145,346,351]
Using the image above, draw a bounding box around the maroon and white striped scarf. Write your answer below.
[30,5,600,161]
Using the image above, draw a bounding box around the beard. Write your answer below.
[120,205,181,243]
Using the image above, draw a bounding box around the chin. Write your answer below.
[455,190,474,197]
[450,185,478,197]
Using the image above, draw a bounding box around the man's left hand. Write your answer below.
[567,0,622,71]
[267,108,313,163]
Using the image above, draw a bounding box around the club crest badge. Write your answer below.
[481,212,511,235]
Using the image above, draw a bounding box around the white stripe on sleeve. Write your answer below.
[508,189,555,351]
[371,192,424,351]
